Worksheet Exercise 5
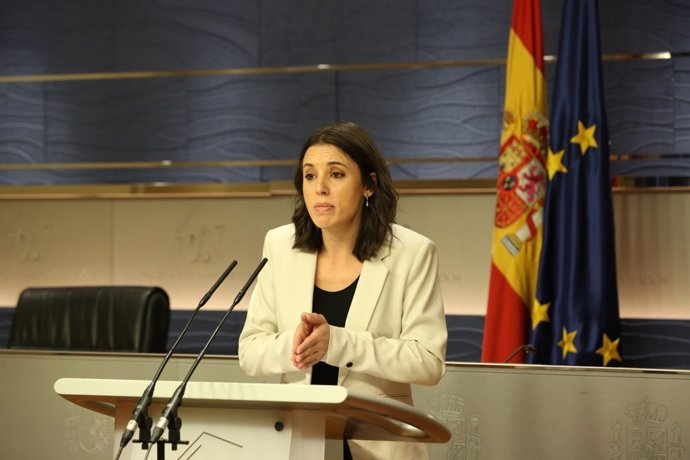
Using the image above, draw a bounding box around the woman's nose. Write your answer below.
[315,177,328,195]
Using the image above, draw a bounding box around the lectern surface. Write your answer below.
[54,378,451,443]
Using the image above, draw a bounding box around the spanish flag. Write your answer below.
[481,0,548,363]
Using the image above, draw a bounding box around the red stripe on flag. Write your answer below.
[481,263,530,363]
[511,0,544,72]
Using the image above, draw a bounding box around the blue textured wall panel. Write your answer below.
[0,0,689,182]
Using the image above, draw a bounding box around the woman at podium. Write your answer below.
[239,121,448,459]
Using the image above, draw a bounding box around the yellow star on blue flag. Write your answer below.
[558,327,578,359]
[570,121,598,155]
[531,299,550,330]
[547,147,567,179]
[596,333,622,366]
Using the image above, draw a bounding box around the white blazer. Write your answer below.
[238,223,448,459]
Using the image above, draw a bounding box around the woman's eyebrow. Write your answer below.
[302,161,349,169]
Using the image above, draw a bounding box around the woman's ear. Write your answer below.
[367,172,378,195]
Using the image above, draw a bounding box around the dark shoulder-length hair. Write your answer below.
[292,121,398,261]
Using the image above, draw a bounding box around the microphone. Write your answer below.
[150,257,268,445]
[116,260,238,456]
[503,344,537,363]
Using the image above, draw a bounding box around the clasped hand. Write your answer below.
[292,312,330,370]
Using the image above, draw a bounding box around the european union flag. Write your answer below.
[528,0,622,366]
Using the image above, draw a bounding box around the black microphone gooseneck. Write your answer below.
[115,260,238,458]
[503,343,538,363]
[149,257,268,445]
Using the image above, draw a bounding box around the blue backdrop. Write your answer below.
[0,0,689,184]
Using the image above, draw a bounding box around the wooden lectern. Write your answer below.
[54,378,451,459]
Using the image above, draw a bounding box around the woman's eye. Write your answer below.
[304,173,315,180]
[331,171,344,178]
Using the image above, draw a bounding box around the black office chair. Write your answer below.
[7,286,170,353]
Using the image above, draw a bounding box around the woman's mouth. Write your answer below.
[314,203,333,212]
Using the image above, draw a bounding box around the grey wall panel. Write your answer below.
[599,0,690,53]
[183,72,336,182]
[0,1,116,74]
[44,79,187,162]
[0,0,260,74]
[260,0,416,66]
[674,57,690,153]
[185,73,336,161]
[30,73,335,184]
[417,0,513,60]
[1,0,689,185]
[339,67,502,179]
[114,0,260,70]
[606,60,675,155]
[0,83,45,184]
[5,1,690,69]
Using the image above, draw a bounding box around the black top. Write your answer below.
[310,277,358,385]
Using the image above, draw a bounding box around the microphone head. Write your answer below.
[150,418,168,444]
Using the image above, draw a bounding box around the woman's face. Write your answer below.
[301,143,371,235]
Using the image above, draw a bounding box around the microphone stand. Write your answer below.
[114,260,238,460]
[149,257,268,453]
[503,344,537,363]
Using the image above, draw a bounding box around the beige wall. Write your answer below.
[0,191,687,318]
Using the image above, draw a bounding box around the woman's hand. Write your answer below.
[292,312,330,369]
